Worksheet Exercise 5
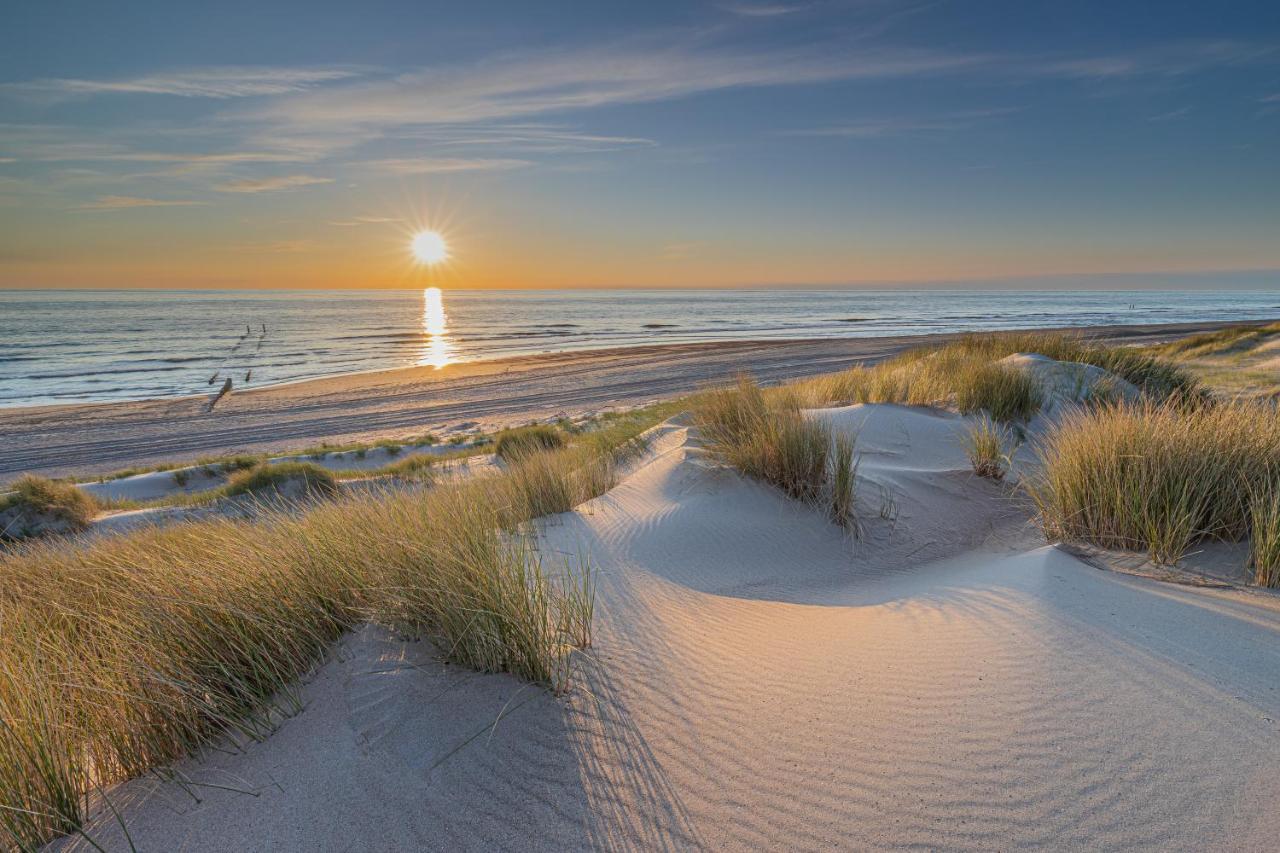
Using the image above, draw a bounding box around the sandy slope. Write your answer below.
[58,407,1280,852]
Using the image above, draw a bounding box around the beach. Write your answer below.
[1,319,1267,483]
[51,382,1280,851]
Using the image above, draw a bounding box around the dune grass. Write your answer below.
[830,433,858,528]
[694,377,858,529]
[1027,400,1280,564]
[793,348,1043,422]
[0,475,99,539]
[0,406,670,848]
[1248,483,1280,587]
[494,424,566,461]
[1156,321,1280,360]
[790,331,1197,416]
[223,461,340,500]
[963,418,1010,481]
[378,454,437,482]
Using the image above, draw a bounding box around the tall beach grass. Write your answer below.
[1028,400,1280,564]
[694,377,857,529]
[0,406,669,849]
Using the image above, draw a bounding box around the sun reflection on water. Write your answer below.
[420,287,452,369]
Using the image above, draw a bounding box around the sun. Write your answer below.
[410,230,448,264]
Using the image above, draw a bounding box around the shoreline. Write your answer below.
[5,315,1279,416]
[2,317,1274,482]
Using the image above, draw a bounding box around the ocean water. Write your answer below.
[1,289,1277,408]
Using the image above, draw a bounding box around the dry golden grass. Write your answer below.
[223,461,340,499]
[962,418,1010,481]
[694,377,857,529]
[1248,482,1280,587]
[1027,400,1280,565]
[0,406,668,849]
[494,424,566,461]
[1157,322,1280,360]
[0,475,99,540]
[789,331,1197,417]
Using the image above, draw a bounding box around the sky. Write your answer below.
[1,0,1278,290]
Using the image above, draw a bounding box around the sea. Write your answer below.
[1,289,1277,408]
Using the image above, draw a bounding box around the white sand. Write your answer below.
[55,383,1280,850]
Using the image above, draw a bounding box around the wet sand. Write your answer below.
[1,319,1271,482]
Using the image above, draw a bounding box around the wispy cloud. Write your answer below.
[1037,40,1276,79]
[328,215,402,227]
[75,195,204,210]
[785,108,1017,138]
[658,241,704,260]
[234,239,322,253]
[6,67,365,100]
[358,157,531,174]
[392,124,657,154]
[720,3,807,17]
[1148,106,1191,121]
[213,174,333,193]
[258,42,985,129]
[1261,93,1280,103]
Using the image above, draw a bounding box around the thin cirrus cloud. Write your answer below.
[328,216,402,227]
[5,67,366,99]
[393,124,657,154]
[1035,40,1276,79]
[720,3,807,16]
[256,43,987,128]
[252,38,1279,132]
[213,174,333,193]
[783,108,1019,138]
[358,157,531,174]
[75,195,203,211]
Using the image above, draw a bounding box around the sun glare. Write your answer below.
[420,286,451,369]
[411,230,448,264]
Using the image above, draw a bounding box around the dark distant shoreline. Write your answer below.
[2,317,1275,483]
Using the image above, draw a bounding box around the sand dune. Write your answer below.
[58,402,1280,851]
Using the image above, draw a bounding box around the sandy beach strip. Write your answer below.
[1,319,1272,483]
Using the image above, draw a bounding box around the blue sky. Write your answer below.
[1,0,1278,289]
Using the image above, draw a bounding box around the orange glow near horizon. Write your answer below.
[419,286,452,368]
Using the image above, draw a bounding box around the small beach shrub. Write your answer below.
[495,424,566,461]
[381,454,435,482]
[963,418,1009,481]
[1027,400,1280,564]
[171,468,191,487]
[193,454,262,476]
[223,461,339,499]
[0,475,98,536]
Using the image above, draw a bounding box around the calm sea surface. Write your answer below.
[1,289,1277,407]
